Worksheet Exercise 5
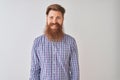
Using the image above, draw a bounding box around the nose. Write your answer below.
[52,18,57,23]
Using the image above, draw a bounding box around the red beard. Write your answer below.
[44,23,64,42]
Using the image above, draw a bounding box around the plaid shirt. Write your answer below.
[29,34,80,80]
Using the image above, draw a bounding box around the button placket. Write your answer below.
[52,42,57,80]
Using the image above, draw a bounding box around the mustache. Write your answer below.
[48,23,61,27]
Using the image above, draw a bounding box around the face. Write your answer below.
[45,10,64,41]
[46,10,64,30]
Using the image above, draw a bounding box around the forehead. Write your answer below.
[47,10,63,17]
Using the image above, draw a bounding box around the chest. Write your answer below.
[36,42,71,64]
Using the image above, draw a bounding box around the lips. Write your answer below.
[49,23,60,27]
[50,25,58,29]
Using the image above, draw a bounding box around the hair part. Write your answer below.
[46,4,65,17]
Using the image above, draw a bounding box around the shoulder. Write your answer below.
[64,34,78,51]
[34,34,45,42]
[64,34,76,44]
[33,34,45,46]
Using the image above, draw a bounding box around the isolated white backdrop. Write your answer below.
[0,0,119,80]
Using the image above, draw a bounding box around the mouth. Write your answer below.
[50,25,58,30]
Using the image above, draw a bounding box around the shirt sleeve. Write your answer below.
[29,38,41,80]
[69,39,80,80]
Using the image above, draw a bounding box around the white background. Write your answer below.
[0,0,119,80]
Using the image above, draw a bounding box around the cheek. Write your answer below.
[57,19,63,24]
[46,18,51,24]
[47,20,51,25]
[58,20,63,25]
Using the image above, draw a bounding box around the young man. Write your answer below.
[29,4,80,80]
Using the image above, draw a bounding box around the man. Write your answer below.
[29,4,80,80]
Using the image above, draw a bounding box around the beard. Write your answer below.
[44,22,64,42]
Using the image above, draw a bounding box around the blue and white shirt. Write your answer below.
[29,34,80,80]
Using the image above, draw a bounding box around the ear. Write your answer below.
[62,16,64,22]
[46,15,48,23]
[46,15,48,21]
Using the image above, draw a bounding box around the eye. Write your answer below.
[49,16,53,19]
[56,16,61,19]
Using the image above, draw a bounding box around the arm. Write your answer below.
[29,39,41,80]
[69,39,80,80]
